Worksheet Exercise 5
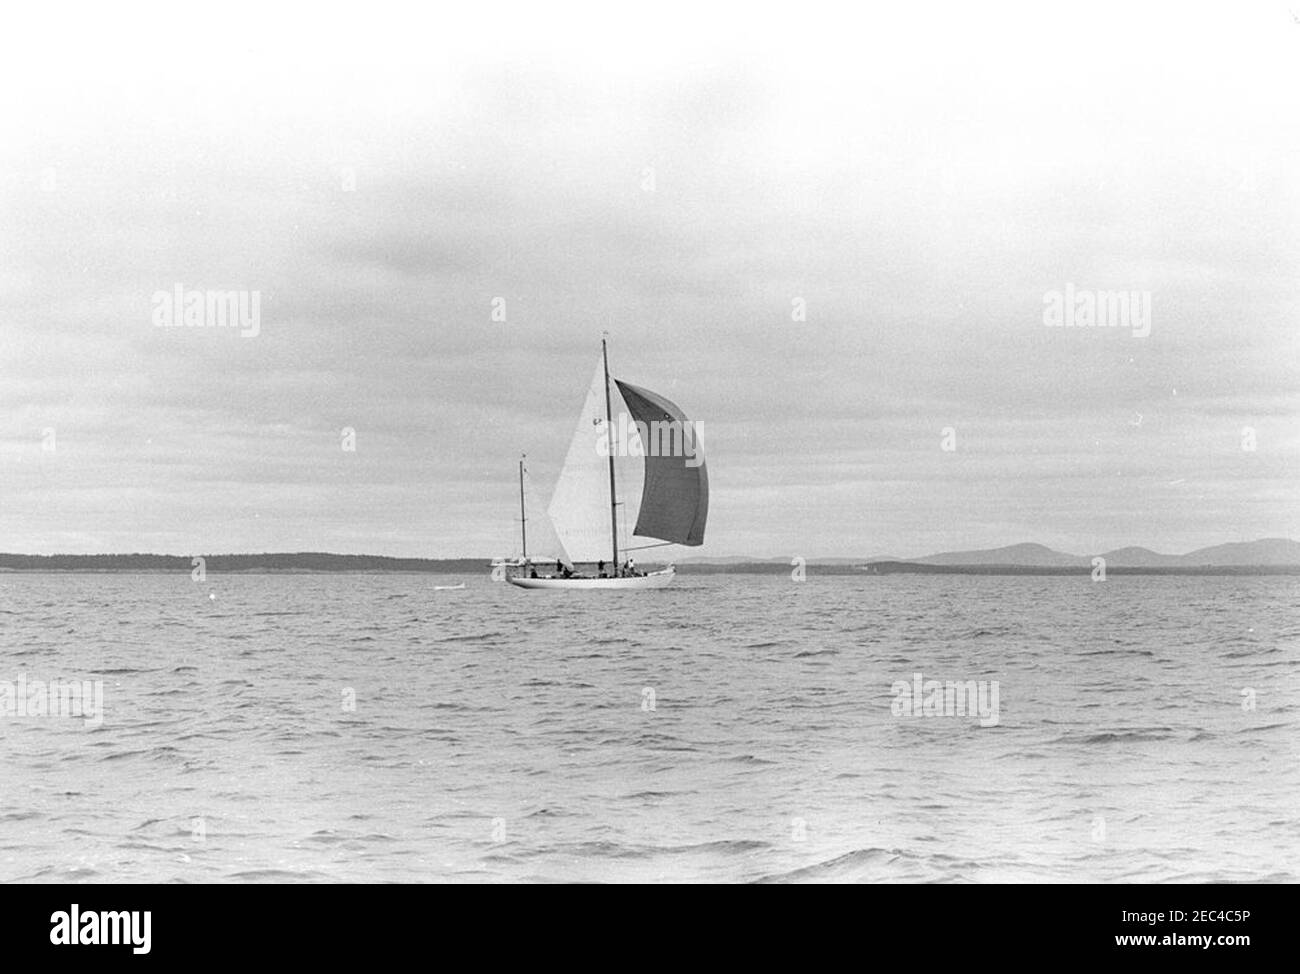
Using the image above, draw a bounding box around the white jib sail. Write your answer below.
[522,465,569,564]
[547,355,616,564]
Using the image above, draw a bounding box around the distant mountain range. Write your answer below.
[868,538,1300,568]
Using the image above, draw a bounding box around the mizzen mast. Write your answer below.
[601,337,619,569]
[518,455,527,562]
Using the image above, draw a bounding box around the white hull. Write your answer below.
[507,567,676,590]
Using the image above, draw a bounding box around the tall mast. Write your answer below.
[518,455,527,562]
[602,338,619,568]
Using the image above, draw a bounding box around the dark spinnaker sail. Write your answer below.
[614,379,708,547]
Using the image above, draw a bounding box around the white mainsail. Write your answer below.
[547,355,616,563]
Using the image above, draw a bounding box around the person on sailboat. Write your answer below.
[598,559,605,578]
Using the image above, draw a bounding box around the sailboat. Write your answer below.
[507,339,708,590]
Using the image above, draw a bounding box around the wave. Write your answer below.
[753,847,902,883]
[1051,727,1179,745]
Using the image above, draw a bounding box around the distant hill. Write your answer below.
[1177,539,1300,566]
[1093,546,1182,568]
[908,543,1083,567]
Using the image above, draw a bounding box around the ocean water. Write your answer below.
[1,572,1297,884]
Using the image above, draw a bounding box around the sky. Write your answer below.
[1,1,1298,558]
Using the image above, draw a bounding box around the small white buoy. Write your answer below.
[209,592,216,600]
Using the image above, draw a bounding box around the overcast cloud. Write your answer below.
[2,2,1297,557]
